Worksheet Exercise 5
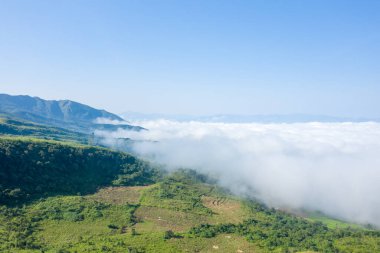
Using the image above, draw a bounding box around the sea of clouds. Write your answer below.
[95,120,380,227]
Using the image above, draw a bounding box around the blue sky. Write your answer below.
[1,0,379,117]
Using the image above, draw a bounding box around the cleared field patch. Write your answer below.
[37,219,111,247]
[139,182,212,215]
[30,195,136,250]
[202,196,248,224]
[168,234,261,253]
[87,185,149,205]
[39,228,181,252]
[134,206,211,232]
[68,233,181,252]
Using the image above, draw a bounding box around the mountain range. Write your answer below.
[0,94,142,132]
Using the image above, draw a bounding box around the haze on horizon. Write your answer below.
[1,0,380,118]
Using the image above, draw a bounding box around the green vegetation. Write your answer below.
[188,201,380,252]
[0,116,90,144]
[0,137,160,204]
[0,137,379,252]
[139,176,213,215]
[304,210,365,230]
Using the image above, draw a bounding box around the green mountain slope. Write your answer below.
[0,137,379,253]
[0,137,159,205]
[0,94,142,133]
[0,116,90,144]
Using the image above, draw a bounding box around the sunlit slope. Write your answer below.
[0,116,89,144]
[0,138,379,252]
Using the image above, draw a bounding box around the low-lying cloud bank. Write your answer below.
[96,120,380,227]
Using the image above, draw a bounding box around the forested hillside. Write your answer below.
[0,137,160,204]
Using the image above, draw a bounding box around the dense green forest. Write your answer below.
[0,137,160,204]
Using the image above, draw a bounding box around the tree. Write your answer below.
[164,230,175,239]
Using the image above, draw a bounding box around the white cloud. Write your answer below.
[94,117,128,125]
[97,120,380,227]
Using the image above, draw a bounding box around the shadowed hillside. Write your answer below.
[0,137,160,205]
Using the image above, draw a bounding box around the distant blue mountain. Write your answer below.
[0,94,142,132]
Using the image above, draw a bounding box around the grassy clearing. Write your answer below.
[87,186,150,205]
[304,211,364,229]
[134,206,210,232]
[168,234,261,253]
[139,180,212,215]
[202,196,249,224]
[28,196,137,250]
[66,233,181,252]
[280,208,365,230]
[38,219,111,247]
